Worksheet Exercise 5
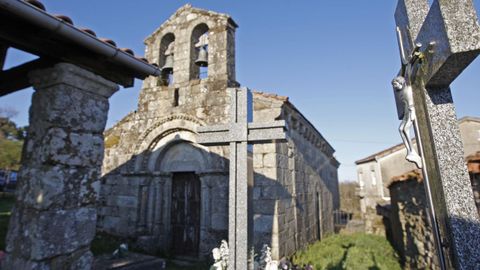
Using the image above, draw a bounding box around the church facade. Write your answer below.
[98,5,340,259]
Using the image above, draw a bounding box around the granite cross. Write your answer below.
[394,0,480,268]
[197,87,286,270]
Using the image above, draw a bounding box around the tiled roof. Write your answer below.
[467,151,480,174]
[21,0,158,68]
[388,169,423,187]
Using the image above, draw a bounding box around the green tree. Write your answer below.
[0,108,25,170]
[0,139,22,170]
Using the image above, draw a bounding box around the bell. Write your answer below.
[162,54,174,74]
[195,47,208,67]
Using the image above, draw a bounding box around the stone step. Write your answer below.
[93,252,166,270]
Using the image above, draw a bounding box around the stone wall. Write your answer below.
[252,92,340,258]
[387,175,439,269]
[467,152,480,215]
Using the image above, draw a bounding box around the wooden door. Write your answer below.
[171,172,201,256]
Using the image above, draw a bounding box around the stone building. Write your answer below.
[355,116,480,233]
[97,5,340,260]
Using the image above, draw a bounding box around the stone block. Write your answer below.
[1,256,49,270]
[16,165,99,210]
[254,214,273,233]
[112,184,138,197]
[212,199,228,214]
[253,153,263,168]
[211,213,227,230]
[263,153,276,168]
[253,199,276,215]
[30,128,104,167]
[262,185,286,200]
[115,195,138,208]
[6,207,96,260]
[278,155,289,169]
[253,187,261,200]
[259,167,277,180]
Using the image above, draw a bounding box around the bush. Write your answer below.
[292,233,401,270]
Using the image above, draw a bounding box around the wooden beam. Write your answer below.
[0,58,56,96]
[0,12,135,87]
[0,43,7,70]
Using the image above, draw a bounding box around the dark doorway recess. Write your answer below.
[171,172,201,256]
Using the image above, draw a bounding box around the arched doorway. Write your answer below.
[156,141,206,256]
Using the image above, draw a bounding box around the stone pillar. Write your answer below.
[2,63,118,269]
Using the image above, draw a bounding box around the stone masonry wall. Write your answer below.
[388,178,439,269]
[98,6,236,241]
[252,92,339,258]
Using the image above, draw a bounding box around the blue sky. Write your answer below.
[2,0,480,181]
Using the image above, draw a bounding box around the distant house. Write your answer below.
[355,116,480,233]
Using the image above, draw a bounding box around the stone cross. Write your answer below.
[394,0,480,268]
[197,87,286,270]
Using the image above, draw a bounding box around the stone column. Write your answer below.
[2,63,118,269]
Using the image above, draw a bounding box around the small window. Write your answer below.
[173,88,179,107]
[371,171,377,186]
[358,172,364,188]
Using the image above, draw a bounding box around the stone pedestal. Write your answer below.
[2,63,118,269]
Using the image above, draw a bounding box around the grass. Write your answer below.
[0,193,15,250]
[292,233,401,270]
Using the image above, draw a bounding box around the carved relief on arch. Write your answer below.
[131,114,206,172]
[154,139,209,173]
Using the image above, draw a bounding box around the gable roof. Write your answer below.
[356,116,480,165]
[355,141,411,165]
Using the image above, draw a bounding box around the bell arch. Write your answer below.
[190,23,209,80]
[159,32,175,86]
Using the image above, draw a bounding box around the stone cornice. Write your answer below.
[285,108,335,157]
[29,63,119,98]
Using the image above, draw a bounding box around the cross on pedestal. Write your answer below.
[197,87,286,270]
[394,0,480,268]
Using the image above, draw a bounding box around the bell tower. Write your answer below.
[143,4,238,89]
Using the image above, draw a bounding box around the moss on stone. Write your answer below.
[105,135,120,149]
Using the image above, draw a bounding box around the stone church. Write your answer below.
[98,4,340,260]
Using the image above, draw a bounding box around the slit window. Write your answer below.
[173,88,179,107]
